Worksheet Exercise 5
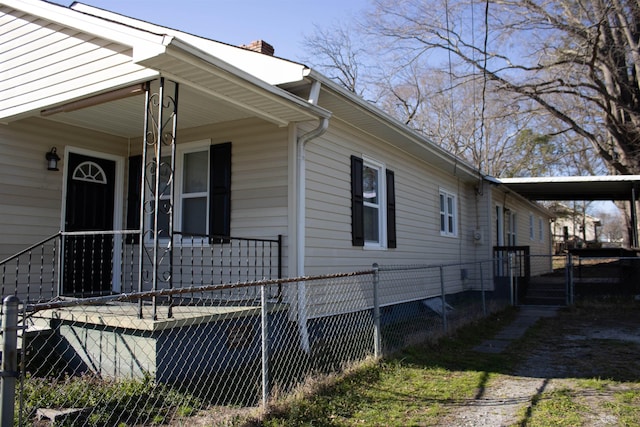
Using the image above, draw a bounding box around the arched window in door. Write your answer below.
[72,161,108,184]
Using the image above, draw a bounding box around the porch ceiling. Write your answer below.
[39,84,255,138]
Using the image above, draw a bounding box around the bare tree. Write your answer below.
[366,0,640,175]
[300,23,370,96]
[373,64,585,176]
[300,1,606,177]
[594,208,627,246]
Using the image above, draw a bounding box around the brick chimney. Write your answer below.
[240,40,275,56]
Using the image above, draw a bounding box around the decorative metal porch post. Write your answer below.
[138,78,179,319]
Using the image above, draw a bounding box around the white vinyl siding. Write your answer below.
[304,120,477,281]
[0,117,128,261]
[0,7,158,120]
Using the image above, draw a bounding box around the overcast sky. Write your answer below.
[50,0,370,61]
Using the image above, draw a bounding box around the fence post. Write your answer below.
[56,233,63,298]
[372,264,381,359]
[439,266,447,332]
[566,253,574,305]
[508,252,515,306]
[479,262,486,316]
[261,284,270,407]
[1,296,20,427]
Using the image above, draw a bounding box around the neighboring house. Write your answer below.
[0,0,553,377]
[547,202,601,252]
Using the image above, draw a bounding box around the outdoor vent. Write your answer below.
[473,229,483,244]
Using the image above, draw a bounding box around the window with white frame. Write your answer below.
[351,155,396,249]
[178,147,209,236]
[439,189,457,237]
[143,139,231,242]
[529,213,535,240]
[363,161,384,245]
[506,211,517,245]
[538,217,544,241]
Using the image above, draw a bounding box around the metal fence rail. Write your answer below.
[2,260,511,426]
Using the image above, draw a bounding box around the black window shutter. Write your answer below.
[386,169,397,248]
[351,155,364,246]
[209,142,232,242]
[126,155,142,243]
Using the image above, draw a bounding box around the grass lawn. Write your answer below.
[247,301,640,426]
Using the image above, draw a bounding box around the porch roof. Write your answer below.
[1,0,331,136]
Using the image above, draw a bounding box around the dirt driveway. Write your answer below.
[443,303,640,426]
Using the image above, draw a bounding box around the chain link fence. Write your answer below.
[4,253,638,425]
[569,254,640,301]
[3,250,637,425]
[0,258,516,426]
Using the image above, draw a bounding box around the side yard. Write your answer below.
[253,301,640,426]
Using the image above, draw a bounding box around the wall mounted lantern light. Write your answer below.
[45,147,60,171]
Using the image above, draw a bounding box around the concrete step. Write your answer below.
[528,280,565,287]
[573,278,621,284]
[524,282,566,305]
[527,286,566,294]
[526,288,565,296]
[523,296,566,306]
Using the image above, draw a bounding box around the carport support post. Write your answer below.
[372,263,381,359]
[631,186,639,248]
[1,296,20,427]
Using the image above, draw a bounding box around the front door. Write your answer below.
[63,152,116,296]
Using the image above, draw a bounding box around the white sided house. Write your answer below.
[0,0,553,379]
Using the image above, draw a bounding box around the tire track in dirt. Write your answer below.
[439,306,640,426]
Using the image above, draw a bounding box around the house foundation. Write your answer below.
[28,304,289,383]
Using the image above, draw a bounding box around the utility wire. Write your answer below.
[479,0,490,174]
[444,0,457,158]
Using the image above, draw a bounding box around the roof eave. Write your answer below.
[157,38,331,123]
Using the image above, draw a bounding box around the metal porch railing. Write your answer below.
[0,231,282,306]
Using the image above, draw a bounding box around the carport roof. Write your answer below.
[492,175,640,201]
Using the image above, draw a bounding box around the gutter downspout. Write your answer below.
[296,79,328,352]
